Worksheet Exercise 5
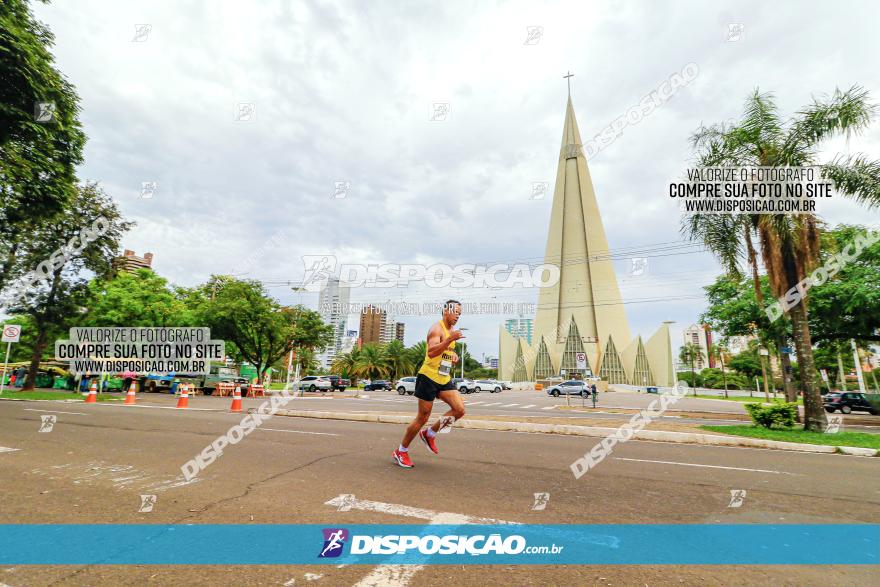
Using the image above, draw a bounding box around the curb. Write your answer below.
[268,409,879,456]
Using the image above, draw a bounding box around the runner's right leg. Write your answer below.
[393,399,432,467]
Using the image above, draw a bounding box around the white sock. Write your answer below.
[426,428,436,438]
[398,445,408,452]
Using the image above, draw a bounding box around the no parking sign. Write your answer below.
[2,324,21,343]
[1,324,22,393]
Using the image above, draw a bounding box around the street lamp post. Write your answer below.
[458,328,469,379]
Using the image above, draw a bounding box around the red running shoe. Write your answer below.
[419,429,439,454]
[392,449,413,468]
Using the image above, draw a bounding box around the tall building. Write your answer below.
[359,305,386,345]
[504,317,533,345]
[682,324,714,370]
[394,322,405,344]
[316,277,350,369]
[498,95,674,386]
[114,249,153,273]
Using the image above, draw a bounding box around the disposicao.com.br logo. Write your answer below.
[300,255,560,291]
[318,528,563,557]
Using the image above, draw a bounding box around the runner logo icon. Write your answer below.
[318,528,349,558]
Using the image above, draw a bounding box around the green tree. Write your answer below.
[0,0,86,289]
[330,347,361,380]
[807,225,880,344]
[407,341,426,374]
[683,87,880,431]
[679,342,703,395]
[79,269,196,327]
[353,343,390,380]
[384,339,414,380]
[6,183,131,390]
[708,342,730,397]
[197,278,332,383]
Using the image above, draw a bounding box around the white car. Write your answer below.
[295,375,332,392]
[474,379,502,393]
[395,376,417,395]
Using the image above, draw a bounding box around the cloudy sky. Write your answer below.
[32,0,880,359]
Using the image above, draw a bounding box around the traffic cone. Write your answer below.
[124,381,137,405]
[176,384,189,409]
[229,386,243,413]
[84,381,98,404]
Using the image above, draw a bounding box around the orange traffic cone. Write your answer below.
[229,386,243,413]
[84,381,98,404]
[176,384,189,409]
[124,381,137,405]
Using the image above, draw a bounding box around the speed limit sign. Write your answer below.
[2,325,21,343]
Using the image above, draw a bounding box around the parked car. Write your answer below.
[546,380,591,397]
[474,379,502,393]
[326,375,348,392]
[363,380,392,391]
[824,392,878,415]
[395,376,417,395]
[295,375,332,392]
[450,377,476,393]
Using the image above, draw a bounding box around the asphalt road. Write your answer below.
[0,397,877,586]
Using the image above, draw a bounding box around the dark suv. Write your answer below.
[363,380,391,391]
[326,375,348,392]
[824,392,878,415]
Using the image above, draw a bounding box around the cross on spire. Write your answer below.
[563,71,574,97]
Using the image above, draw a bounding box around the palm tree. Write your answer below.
[683,86,880,431]
[384,339,414,380]
[330,347,361,380]
[353,343,390,381]
[407,341,427,374]
[709,342,730,398]
[679,342,704,395]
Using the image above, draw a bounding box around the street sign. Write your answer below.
[575,352,587,370]
[2,324,21,343]
[1,324,21,394]
[781,347,792,354]
[819,369,829,383]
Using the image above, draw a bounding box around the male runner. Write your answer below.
[392,300,466,468]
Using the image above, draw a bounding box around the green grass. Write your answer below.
[0,390,122,402]
[693,394,803,405]
[700,424,880,450]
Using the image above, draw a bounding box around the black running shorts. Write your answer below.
[414,373,456,401]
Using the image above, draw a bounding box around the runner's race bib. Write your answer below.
[438,360,452,377]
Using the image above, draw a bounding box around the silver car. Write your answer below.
[546,380,592,397]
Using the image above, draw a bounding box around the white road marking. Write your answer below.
[23,408,87,415]
[92,403,218,412]
[324,494,517,525]
[613,457,797,475]
[483,402,501,406]
[521,404,536,409]
[541,406,556,410]
[501,403,519,407]
[258,428,339,436]
[0,447,19,453]
[331,496,518,587]
[466,401,483,405]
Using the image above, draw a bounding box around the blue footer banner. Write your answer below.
[0,524,876,565]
